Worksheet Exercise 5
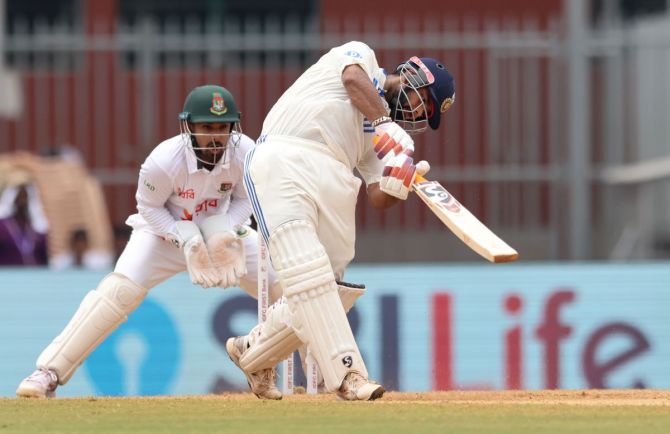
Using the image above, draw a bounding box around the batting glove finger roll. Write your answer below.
[373,121,414,163]
[379,150,417,200]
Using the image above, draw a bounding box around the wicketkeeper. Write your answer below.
[16,85,284,399]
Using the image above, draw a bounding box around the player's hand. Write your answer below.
[173,220,220,288]
[206,227,247,289]
[379,151,430,200]
[199,214,247,289]
[183,234,220,288]
[373,121,414,163]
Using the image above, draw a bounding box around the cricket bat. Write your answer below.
[412,175,518,263]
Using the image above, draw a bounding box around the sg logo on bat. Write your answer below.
[415,181,462,214]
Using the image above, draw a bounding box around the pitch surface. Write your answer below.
[1,390,669,434]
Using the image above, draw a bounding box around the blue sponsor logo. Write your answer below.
[344,50,362,59]
[372,77,385,97]
[85,299,180,396]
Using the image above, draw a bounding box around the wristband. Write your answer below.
[371,116,392,128]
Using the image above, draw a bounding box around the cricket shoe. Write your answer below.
[337,372,385,401]
[16,369,58,398]
[226,336,282,400]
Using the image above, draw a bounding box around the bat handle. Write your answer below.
[414,174,428,183]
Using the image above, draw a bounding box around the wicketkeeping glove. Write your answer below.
[199,214,247,289]
[379,152,431,200]
[373,121,414,163]
[173,220,220,288]
[206,230,246,288]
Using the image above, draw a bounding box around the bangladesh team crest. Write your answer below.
[210,92,227,115]
[218,183,232,193]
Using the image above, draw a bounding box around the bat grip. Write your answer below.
[414,174,427,183]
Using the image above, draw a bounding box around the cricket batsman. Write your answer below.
[16,85,283,399]
[226,41,456,400]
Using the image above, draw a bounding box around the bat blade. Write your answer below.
[412,175,518,263]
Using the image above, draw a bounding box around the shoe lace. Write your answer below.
[343,372,366,391]
[27,370,57,386]
[26,371,43,382]
[259,368,278,387]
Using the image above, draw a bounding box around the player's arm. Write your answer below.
[366,182,401,210]
[135,157,178,237]
[196,177,250,289]
[343,62,418,202]
[195,134,255,289]
[360,157,432,211]
[358,136,431,209]
[137,157,220,287]
[227,183,253,226]
[342,64,388,123]
[225,135,255,227]
[366,160,430,209]
[358,140,403,210]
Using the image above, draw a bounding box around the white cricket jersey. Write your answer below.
[125,133,254,238]
[260,41,387,185]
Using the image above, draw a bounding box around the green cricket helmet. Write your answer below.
[178,85,242,168]
[179,85,241,124]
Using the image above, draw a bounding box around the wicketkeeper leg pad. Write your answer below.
[36,272,148,384]
[268,220,368,392]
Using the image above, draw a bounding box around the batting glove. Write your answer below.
[380,152,431,200]
[373,121,414,163]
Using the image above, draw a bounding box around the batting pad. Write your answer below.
[269,220,368,392]
[239,299,302,373]
[337,281,366,313]
[239,282,365,373]
[297,282,366,389]
[37,273,148,384]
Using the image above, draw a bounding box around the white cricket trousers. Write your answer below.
[244,136,361,280]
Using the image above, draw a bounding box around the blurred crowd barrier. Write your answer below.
[1,263,668,396]
[0,152,113,266]
[1,11,670,261]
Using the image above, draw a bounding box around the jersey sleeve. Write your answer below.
[226,134,255,227]
[356,141,385,186]
[332,41,378,79]
[227,180,252,227]
[135,155,179,237]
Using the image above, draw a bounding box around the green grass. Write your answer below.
[1,392,669,434]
